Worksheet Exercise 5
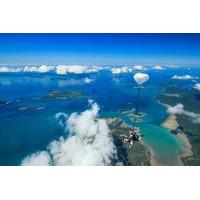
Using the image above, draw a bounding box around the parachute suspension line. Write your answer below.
[135,86,141,114]
[132,72,149,124]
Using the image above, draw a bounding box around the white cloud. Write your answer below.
[89,66,103,72]
[56,65,102,75]
[23,65,54,73]
[55,65,68,75]
[167,103,185,114]
[172,75,193,80]
[56,65,87,74]
[54,112,68,127]
[193,83,200,91]
[111,67,126,74]
[21,102,117,166]
[37,65,54,73]
[151,65,164,70]
[0,65,102,75]
[84,77,94,84]
[167,103,200,124]
[132,65,145,71]
[23,66,38,72]
[110,65,145,74]
[88,99,94,104]
[0,65,149,75]
[0,66,22,72]
[21,151,52,166]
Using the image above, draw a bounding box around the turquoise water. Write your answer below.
[0,68,199,165]
[102,88,182,165]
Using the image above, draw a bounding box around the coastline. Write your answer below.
[160,103,193,165]
[177,132,193,165]
[148,146,157,166]
[139,140,157,166]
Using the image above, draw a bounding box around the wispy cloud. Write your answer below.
[167,103,200,124]
[172,75,194,80]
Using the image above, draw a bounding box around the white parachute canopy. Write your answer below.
[133,73,149,85]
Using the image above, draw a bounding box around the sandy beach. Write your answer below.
[177,133,193,165]
[161,110,193,165]
[162,114,179,130]
[148,147,157,166]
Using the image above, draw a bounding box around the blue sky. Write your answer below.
[0,33,200,66]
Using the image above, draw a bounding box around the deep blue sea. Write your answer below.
[0,67,200,165]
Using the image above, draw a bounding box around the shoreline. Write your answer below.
[148,146,157,166]
[160,103,193,165]
[177,132,193,165]
[139,140,157,166]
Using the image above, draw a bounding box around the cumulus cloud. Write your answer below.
[84,77,94,84]
[151,65,164,70]
[110,65,145,74]
[167,103,200,124]
[55,65,85,75]
[56,65,102,75]
[0,65,102,75]
[111,67,128,74]
[55,65,68,75]
[132,65,145,71]
[0,66,22,72]
[172,75,193,80]
[21,102,117,166]
[37,65,54,73]
[0,65,149,75]
[193,83,200,91]
[24,65,54,73]
[21,151,52,166]
[23,66,38,72]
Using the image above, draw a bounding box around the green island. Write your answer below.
[107,118,151,166]
[42,90,88,100]
[157,87,200,165]
[0,100,12,106]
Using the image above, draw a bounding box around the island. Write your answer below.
[42,90,88,100]
[0,99,12,106]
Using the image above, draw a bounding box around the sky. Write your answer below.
[0,33,200,66]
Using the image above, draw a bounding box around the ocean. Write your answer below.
[0,67,199,165]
